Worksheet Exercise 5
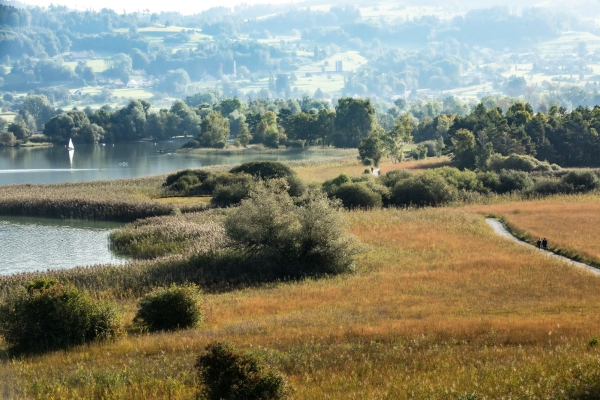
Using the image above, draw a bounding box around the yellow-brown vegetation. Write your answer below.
[463,193,600,265]
[2,208,600,398]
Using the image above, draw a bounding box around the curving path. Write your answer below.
[485,218,600,276]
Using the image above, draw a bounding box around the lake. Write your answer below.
[0,140,332,185]
[0,216,127,275]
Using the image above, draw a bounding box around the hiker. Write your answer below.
[542,238,548,250]
[537,238,542,249]
[371,167,374,173]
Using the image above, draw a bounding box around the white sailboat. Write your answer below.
[67,138,74,150]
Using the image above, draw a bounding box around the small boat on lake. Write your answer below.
[67,138,74,150]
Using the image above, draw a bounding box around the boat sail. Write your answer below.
[67,138,74,150]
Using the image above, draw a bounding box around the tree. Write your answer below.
[200,111,230,148]
[451,128,476,169]
[358,128,385,166]
[20,94,55,131]
[160,68,191,95]
[254,111,278,147]
[218,98,242,116]
[8,121,30,140]
[386,113,415,162]
[0,132,16,146]
[334,97,376,147]
[237,119,252,147]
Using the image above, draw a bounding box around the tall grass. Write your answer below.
[3,208,600,397]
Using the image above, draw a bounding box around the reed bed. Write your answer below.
[109,211,228,259]
[3,208,600,398]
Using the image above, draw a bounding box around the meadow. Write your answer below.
[463,193,600,267]
[3,207,600,398]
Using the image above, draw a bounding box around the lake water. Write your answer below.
[0,216,127,275]
[0,140,328,185]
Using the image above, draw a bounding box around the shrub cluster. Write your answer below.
[322,174,387,209]
[195,341,290,400]
[135,284,202,332]
[164,162,306,206]
[0,278,121,353]
[487,153,558,173]
[225,180,360,277]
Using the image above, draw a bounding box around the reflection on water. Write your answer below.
[0,140,326,185]
[0,216,128,275]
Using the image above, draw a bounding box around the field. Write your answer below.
[3,206,600,398]
[463,194,600,267]
[64,59,108,74]
[537,31,600,57]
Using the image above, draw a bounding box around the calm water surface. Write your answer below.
[0,140,328,185]
[0,216,127,275]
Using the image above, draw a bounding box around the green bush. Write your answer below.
[391,171,458,207]
[135,284,202,332]
[434,167,485,192]
[476,171,500,192]
[379,169,412,188]
[497,170,534,193]
[322,173,351,195]
[422,140,438,157]
[488,153,552,172]
[182,140,201,148]
[195,341,290,400]
[230,161,305,196]
[164,169,212,193]
[0,278,121,353]
[199,172,253,196]
[225,180,360,276]
[561,170,600,192]
[532,178,573,195]
[410,144,428,160]
[331,182,383,210]
[211,182,252,207]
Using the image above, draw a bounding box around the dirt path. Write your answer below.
[485,218,600,276]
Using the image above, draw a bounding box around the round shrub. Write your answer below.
[488,153,552,172]
[434,166,485,192]
[476,171,500,192]
[391,171,458,207]
[379,169,412,188]
[497,170,534,194]
[422,140,438,157]
[135,284,202,332]
[211,182,251,207]
[195,341,291,400]
[561,170,600,192]
[0,278,122,353]
[332,183,383,209]
[322,173,351,195]
[230,161,305,197]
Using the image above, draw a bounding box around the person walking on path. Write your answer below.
[537,238,542,250]
[542,238,548,250]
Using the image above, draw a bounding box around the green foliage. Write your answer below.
[532,178,572,195]
[561,170,600,192]
[476,171,500,192]
[230,161,305,197]
[391,170,458,207]
[434,167,485,192]
[225,180,360,276]
[135,284,202,332]
[379,169,413,188]
[200,111,230,148]
[211,182,252,207]
[497,170,534,194]
[0,278,121,353]
[410,143,428,160]
[195,341,290,400]
[451,128,476,169]
[330,182,383,210]
[358,131,384,166]
[487,153,553,173]
[333,97,376,148]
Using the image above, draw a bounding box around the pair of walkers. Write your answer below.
[537,237,548,250]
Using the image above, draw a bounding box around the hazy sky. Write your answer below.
[14,0,303,14]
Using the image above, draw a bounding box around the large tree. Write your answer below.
[333,97,376,148]
[200,111,230,148]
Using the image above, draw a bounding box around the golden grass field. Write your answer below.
[3,206,600,398]
[463,193,600,266]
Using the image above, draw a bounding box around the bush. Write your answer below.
[561,170,600,192]
[391,171,458,207]
[434,167,485,192]
[379,169,412,188]
[286,139,305,148]
[225,180,360,276]
[135,284,202,332]
[410,144,428,160]
[331,182,383,210]
[476,171,500,192]
[182,140,201,148]
[164,169,212,190]
[0,278,121,353]
[195,341,290,400]
[199,172,253,196]
[421,140,438,157]
[211,182,251,207]
[230,161,305,197]
[488,153,552,172]
[497,170,534,194]
[532,178,573,195]
[322,173,351,195]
